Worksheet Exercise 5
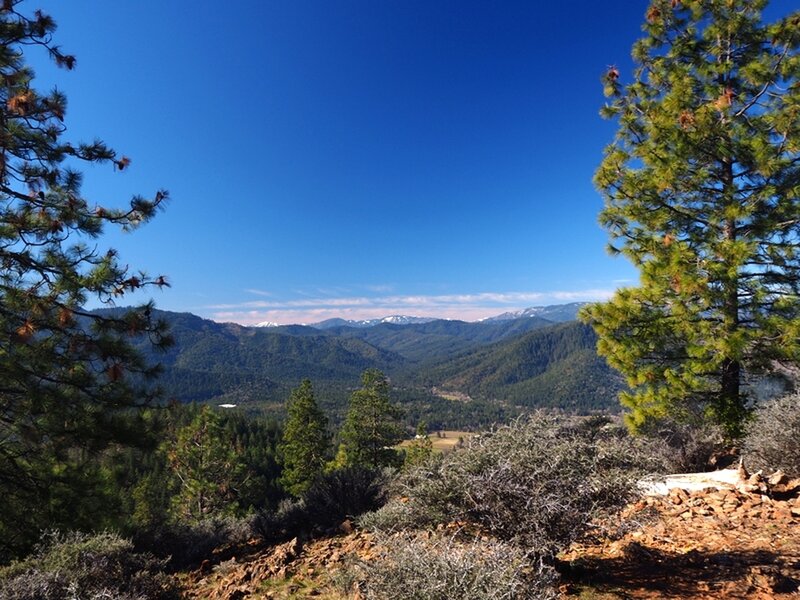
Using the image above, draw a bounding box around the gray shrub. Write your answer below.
[743,393,800,477]
[0,531,177,600]
[347,532,558,600]
[361,413,663,558]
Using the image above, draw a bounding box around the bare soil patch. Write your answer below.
[398,429,476,453]
[561,484,800,599]
[179,529,375,599]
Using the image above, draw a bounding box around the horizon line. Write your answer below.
[203,299,598,327]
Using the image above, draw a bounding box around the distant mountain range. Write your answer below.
[115,303,621,429]
[253,303,587,329]
[302,315,439,329]
[479,302,586,323]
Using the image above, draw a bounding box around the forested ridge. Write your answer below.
[104,308,623,423]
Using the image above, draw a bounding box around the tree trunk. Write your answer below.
[719,155,744,437]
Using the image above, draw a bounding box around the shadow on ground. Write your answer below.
[560,543,800,598]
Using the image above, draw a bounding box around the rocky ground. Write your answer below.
[179,471,800,599]
[179,523,372,599]
[563,468,800,599]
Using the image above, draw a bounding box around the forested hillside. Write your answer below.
[416,322,624,412]
[322,315,554,362]
[105,309,622,424]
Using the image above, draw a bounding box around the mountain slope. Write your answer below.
[418,321,623,412]
[129,310,404,404]
[103,309,622,422]
[480,302,587,323]
[326,316,555,363]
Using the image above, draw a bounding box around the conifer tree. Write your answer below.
[583,0,800,437]
[0,2,170,558]
[278,379,330,496]
[339,369,404,469]
[167,406,247,522]
[403,421,434,469]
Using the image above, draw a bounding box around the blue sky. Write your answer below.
[27,0,797,325]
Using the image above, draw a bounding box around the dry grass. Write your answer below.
[398,430,476,453]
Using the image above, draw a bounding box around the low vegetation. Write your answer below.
[133,515,258,571]
[640,418,728,474]
[743,393,800,477]
[356,413,667,597]
[344,532,558,600]
[255,466,390,543]
[0,531,177,600]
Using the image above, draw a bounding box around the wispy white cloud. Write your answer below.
[244,288,273,297]
[362,283,395,293]
[203,288,616,326]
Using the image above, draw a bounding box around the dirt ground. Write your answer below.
[179,477,800,599]
[561,484,800,599]
[179,526,372,599]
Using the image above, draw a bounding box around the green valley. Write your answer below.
[118,308,623,428]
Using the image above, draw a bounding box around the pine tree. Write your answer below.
[0,3,170,558]
[339,369,404,469]
[278,379,330,496]
[166,406,247,522]
[582,0,800,438]
[403,421,434,469]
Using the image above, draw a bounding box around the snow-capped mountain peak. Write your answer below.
[254,320,280,328]
[480,302,587,323]
[252,304,584,329]
[309,315,435,329]
[379,315,435,325]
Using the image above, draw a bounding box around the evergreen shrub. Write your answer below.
[133,515,257,570]
[302,466,389,527]
[256,466,390,543]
